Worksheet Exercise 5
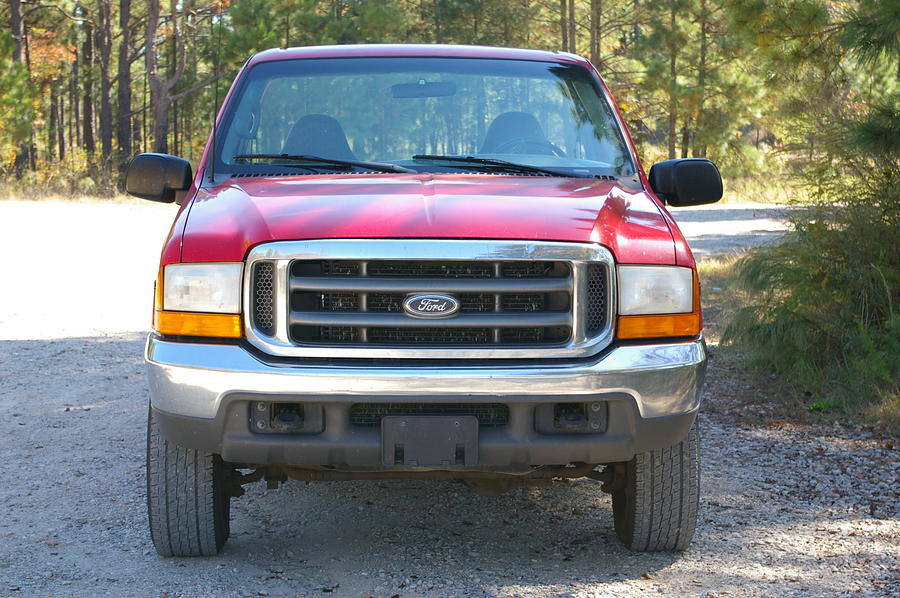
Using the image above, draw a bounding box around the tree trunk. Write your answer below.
[146,0,167,153]
[146,0,186,154]
[692,0,708,157]
[559,0,567,51]
[49,87,58,161]
[590,0,602,67]
[9,0,29,174]
[96,0,114,184]
[172,100,178,157]
[82,17,96,156]
[567,0,576,53]
[117,0,133,176]
[10,0,24,60]
[666,2,677,160]
[433,0,442,43]
[57,88,66,162]
[71,48,81,149]
[152,99,168,154]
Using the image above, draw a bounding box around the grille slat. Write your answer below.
[290,311,570,328]
[288,275,570,293]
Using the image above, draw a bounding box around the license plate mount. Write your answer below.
[381,415,478,467]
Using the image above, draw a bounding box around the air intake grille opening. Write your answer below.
[367,327,494,345]
[252,262,276,335]
[349,403,509,427]
[586,264,607,334]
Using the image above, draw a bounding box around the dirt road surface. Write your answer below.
[0,201,896,598]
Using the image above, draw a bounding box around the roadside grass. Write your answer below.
[0,185,141,204]
[722,175,807,205]
[0,194,143,203]
[697,255,743,345]
[699,253,900,436]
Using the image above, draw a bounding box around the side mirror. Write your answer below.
[648,158,723,207]
[125,153,192,203]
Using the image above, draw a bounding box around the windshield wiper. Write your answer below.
[233,154,415,174]
[412,154,578,178]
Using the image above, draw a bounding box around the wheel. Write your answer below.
[146,407,231,556]
[611,419,700,552]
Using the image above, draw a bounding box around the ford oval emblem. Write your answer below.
[403,294,460,318]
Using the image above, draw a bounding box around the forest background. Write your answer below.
[1,0,898,429]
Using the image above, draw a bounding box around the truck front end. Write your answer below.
[131,44,722,557]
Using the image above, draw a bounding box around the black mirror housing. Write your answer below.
[648,158,723,207]
[125,153,192,203]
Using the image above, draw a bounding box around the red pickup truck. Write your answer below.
[127,44,722,557]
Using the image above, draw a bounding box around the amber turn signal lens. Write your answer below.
[154,310,242,338]
[616,313,701,339]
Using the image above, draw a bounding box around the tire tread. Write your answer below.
[613,420,700,551]
[146,408,229,557]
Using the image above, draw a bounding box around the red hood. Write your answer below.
[174,174,684,265]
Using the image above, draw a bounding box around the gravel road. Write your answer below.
[0,200,896,598]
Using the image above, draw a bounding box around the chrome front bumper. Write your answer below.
[147,336,705,418]
[147,337,706,465]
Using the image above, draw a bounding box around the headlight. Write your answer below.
[154,263,244,338]
[616,265,700,340]
[162,263,243,313]
[618,265,693,315]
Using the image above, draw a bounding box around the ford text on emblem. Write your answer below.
[403,294,460,318]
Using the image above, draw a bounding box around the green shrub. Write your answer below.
[723,99,900,429]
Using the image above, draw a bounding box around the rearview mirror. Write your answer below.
[392,81,456,98]
[648,158,722,207]
[125,153,192,203]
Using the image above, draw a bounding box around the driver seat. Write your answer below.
[480,111,548,154]
[281,114,356,160]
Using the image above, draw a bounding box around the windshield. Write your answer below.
[214,57,635,178]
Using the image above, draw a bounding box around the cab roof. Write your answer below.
[246,44,592,68]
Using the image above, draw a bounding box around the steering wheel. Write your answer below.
[492,136,567,157]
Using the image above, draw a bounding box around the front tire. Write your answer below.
[612,419,700,551]
[146,407,231,556]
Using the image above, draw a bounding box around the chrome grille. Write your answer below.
[243,240,615,359]
[287,259,572,347]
